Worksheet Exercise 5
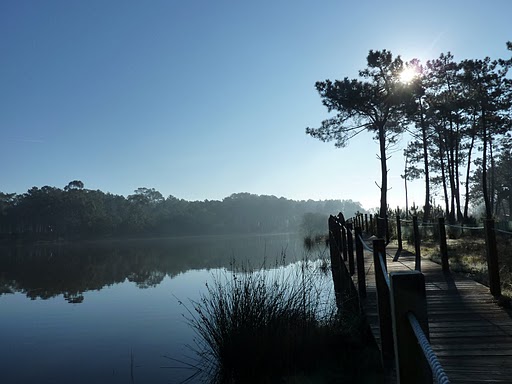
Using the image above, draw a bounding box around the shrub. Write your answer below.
[181,260,379,383]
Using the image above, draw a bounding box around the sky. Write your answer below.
[1,0,511,210]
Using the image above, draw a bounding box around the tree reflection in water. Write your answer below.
[0,233,305,303]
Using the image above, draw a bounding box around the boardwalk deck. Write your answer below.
[353,243,512,383]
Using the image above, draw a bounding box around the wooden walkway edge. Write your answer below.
[356,244,512,383]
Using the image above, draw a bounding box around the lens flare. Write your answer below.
[399,67,417,83]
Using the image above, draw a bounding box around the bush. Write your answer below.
[182,260,380,383]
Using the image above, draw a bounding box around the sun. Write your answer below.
[399,67,417,83]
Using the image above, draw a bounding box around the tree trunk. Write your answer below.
[463,126,476,220]
[378,123,388,238]
[482,108,492,219]
[446,128,456,223]
[404,157,409,220]
[445,72,457,222]
[454,122,463,221]
[420,100,431,222]
[490,137,497,216]
[438,131,451,220]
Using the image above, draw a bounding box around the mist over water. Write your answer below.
[0,233,326,383]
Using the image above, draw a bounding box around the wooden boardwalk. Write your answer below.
[357,244,512,383]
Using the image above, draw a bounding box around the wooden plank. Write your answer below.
[346,239,512,383]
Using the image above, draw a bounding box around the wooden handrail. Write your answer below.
[333,213,450,382]
[333,212,507,382]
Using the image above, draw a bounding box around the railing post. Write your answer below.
[377,216,386,239]
[365,213,369,232]
[386,216,390,245]
[484,219,501,297]
[328,216,343,308]
[355,226,366,299]
[334,219,342,261]
[390,271,432,384]
[347,223,355,276]
[413,216,421,271]
[369,214,373,234]
[393,214,403,262]
[341,225,348,262]
[373,238,393,366]
[438,217,449,273]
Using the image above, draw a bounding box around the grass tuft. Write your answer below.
[181,258,380,383]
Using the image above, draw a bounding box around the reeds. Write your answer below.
[182,259,378,383]
[303,234,328,252]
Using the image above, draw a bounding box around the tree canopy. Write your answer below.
[307,43,512,223]
[307,50,414,235]
[0,182,366,241]
[402,43,512,221]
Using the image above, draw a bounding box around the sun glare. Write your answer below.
[399,67,417,83]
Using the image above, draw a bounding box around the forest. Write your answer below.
[0,181,364,241]
[307,42,512,226]
[403,48,512,223]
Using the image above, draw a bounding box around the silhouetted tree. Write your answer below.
[402,44,511,223]
[64,180,84,191]
[461,56,511,218]
[306,50,413,236]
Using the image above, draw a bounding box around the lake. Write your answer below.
[0,233,329,384]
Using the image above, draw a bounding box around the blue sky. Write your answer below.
[1,0,511,210]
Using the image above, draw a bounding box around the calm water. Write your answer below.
[0,233,326,384]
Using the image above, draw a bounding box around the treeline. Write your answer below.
[0,181,364,241]
[403,44,512,222]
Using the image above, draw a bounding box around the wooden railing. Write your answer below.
[328,214,450,383]
[351,213,506,298]
[372,237,449,383]
[327,215,358,314]
[393,215,505,297]
[331,213,511,382]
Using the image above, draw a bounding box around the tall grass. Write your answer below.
[424,234,512,300]
[181,258,381,383]
[303,234,328,252]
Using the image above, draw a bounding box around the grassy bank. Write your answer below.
[181,258,382,383]
[393,225,512,299]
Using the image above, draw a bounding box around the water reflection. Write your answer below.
[0,234,330,384]
[0,233,307,303]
